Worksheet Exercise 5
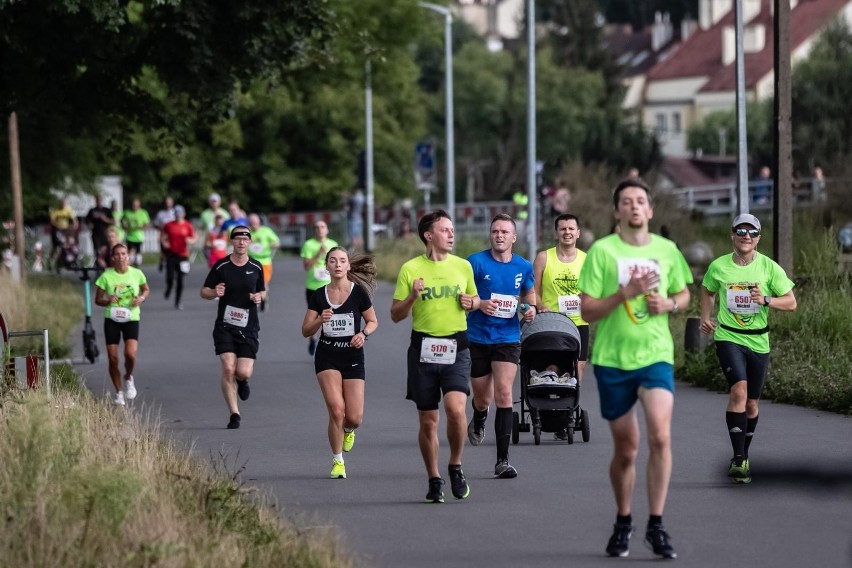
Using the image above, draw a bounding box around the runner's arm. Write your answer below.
[532,250,546,311]
[699,286,717,334]
[301,308,323,337]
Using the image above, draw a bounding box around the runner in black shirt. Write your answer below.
[301,247,378,479]
[200,225,266,429]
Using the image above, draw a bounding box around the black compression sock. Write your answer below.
[617,514,632,526]
[648,515,663,528]
[744,414,759,457]
[471,398,487,422]
[495,407,511,461]
[726,411,748,458]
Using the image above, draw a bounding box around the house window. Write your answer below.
[655,113,668,134]
[672,112,682,134]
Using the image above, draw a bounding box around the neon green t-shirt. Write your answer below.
[393,254,477,336]
[541,247,588,326]
[702,252,794,353]
[95,267,148,321]
[122,209,150,243]
[578,234,692,370]
[248,226,280,264]
[300,238,339,290]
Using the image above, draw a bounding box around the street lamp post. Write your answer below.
[420,2,455,219]
[365,59,376,252]
[526,0,537,260]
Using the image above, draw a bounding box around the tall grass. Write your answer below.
[0,391,354,567]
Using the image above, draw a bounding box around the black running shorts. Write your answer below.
[213,325,259,359]
[469,342,521,378]
[715,340,769,400]
[104,319,139,345]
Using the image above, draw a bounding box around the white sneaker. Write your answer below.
[125,377,137,400]
[114,391,126,406]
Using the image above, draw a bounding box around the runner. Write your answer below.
[466,213,536,479]
[153,196,176,272]
[94,243,149,406]
[301,247,378,479]
[247,213,281,312]
[200,226,266,429]
[391,209,479,503]
[160,205,196,310]
[121,198,151,267]
[699,214,797,484]
[579,178,691,559]
[205,214,229,268]
[96,227,122,270]
[300,220,338,355]
[533,213,589,384]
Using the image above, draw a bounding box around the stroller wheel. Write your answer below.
[533,425,541,445]
[581,409,590,443]
[566,426,574,444]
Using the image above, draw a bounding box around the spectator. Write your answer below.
[812,166,826,202]
[85,195,115,256]
[752,166,772,206]
[49,197,79,267]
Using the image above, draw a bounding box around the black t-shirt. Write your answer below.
[203,256,266,335]
[308,283,372,349]
[85,206,114,240]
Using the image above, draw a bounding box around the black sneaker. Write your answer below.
[467,417,486,446]
[605,523,634,557]
[425,477,445,503]
[645,524,677,559]
[494,459,518,479]
[237,379,250,401]
[448,466,470,499]
[227,413,241,429]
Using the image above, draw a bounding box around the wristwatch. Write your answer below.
[763,295,772,306]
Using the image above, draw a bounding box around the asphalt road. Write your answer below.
[75,256,852,567]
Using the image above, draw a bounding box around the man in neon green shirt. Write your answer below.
[533,213,589,383]
[579,178,691,560]
[699,214,796,484]
[391,210,479,504]
[122,198,151,267]
[300,220,338,354]
[248,213,280,312]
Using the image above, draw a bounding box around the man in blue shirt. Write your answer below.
[466,213,536,478]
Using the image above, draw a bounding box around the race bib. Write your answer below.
[420,337,457,365]
[490,293,518,318]
[249,243,264,255]
[616,258,661,288]
[322,313,355,337]
[726,284,759,314]
[223,305,249,328]
[557,294,581,316]
[179,261,191,274]
[313,266,330,282]
[109,307,131,323]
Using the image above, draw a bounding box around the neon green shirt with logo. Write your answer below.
[541,247,588,326]
[248,226,280,264]
[95,267,148,321]
[300,237,339,290]
[579,234,692,370]
[393,254,477,336]
[702,252,794,353]
[122,209,150,243]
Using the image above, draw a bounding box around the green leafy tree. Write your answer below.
[686,102,772,174]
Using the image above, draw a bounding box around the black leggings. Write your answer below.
[165,253,188,305]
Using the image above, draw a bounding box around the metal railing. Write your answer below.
[670,177,824,216]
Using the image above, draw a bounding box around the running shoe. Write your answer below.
[236,379,250,401]
[343,430,356,452]
[728,457,751,483]
[467,417,486,446]
[645,524,677,559]
[308,338,317,356]
[125,377,137,400]
[113,391,126,406]
[494,459,518,479]
[425,477,445,503]
[330,458,346,479]
[227,413,241,429]
[448,466,470,499]
[605,522,634,557]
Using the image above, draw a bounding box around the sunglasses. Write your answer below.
[733,228,761,238]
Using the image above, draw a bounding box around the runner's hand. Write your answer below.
[699,318,717,335]
[645,292,669,315]
[479,298,498,316]
[459,293,476,311]
[321,308,334,323]
[621,269,660,299]
[749,285,764,304]
[215,283,226,297]
[410,278,425,300]
[249,292,262,304]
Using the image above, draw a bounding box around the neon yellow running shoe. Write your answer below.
[343,430,356,452]
[330,458,346,479]
[728,457,751,484]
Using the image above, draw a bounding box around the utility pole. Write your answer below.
[773,0,793,272]
[734,0,749,215]
[365,60,375,253]
[526,0,537,261]
[8,112,26,286]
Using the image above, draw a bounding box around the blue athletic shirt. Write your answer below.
[466,249,535,344]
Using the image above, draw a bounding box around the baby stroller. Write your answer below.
[513,311,590,445]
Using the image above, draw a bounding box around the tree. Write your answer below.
[0,0,333,218]
[686,102,772,174]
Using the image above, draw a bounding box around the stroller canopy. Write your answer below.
[521,312,581,354]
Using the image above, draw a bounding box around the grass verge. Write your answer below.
[1,273,355,568]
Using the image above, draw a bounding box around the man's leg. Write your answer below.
[444,391,467,466]
[219,353,239,415]
[418,409,440,478]
[608,408,640,515]
[492,361,517,470]
[638,386,674,516]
